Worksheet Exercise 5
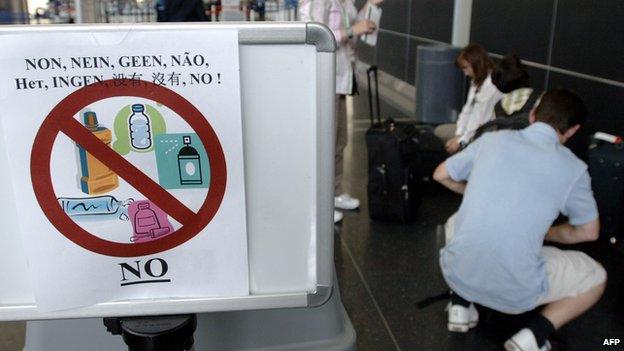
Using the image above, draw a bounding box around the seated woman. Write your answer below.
[434,43,502,154]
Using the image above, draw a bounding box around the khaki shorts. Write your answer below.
[443,213,607,305]
[536,246,607,305]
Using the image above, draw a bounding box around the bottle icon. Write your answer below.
[58,195,133,221]
[59,195,121,217]
[134,202,161,234]
[177,135,203,185]
[128,104,152,150]
[130,201,172,243]
[78,111,119,195]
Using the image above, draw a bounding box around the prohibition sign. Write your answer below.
[31,79,227,257]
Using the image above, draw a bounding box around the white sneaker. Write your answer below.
[447,303,479,333]
[334,210,343,223]
[504,328,552,351]
[334,193,360,210]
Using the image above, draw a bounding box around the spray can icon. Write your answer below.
[128,104,152,150]
[177,135,203,185]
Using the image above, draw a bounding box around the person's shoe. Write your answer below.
[334,210,344,223]
[504,328,552,351]
[334,193,360,210]
[447,303,479,333]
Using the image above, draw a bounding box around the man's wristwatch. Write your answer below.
[346,27,354,39]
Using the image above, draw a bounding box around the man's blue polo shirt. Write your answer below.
[440,122,598,314]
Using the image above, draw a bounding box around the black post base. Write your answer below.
[104,314,197,351]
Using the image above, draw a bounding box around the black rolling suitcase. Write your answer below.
[588,132,624,252]
[365,66,444,223]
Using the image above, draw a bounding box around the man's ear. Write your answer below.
[529,109,536,124]
[563,124,581,140]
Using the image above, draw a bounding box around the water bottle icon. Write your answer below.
[128,104,152,150]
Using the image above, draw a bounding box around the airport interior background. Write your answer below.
[0,0,623,350]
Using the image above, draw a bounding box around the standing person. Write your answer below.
[433,89,607,351]
[157,0,208,22]
[299,0,382,223]
[434,43,503,154]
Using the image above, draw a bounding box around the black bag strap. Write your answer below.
[523,89,541,112]
[494,100,505,117]
[367,65,381,126]
[416,290,451,309]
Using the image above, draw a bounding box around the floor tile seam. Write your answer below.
[338,234,403,351]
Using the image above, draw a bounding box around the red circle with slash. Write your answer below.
[31,79,227,257]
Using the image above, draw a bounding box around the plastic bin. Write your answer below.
[415,45,466,125]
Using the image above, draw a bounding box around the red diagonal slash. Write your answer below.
[31,79,227,257]
[60,117,196,225]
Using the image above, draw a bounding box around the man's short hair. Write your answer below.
[533,89,587,133]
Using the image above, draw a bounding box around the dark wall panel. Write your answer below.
[409,0,453,43]
[551,1,624,82]
[378,0,409,33]
[524,66,547,92]
[548,72,624,136]
[376,31,408,80]
[471,0,553,64]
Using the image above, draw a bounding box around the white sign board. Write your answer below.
[0,29,249,311]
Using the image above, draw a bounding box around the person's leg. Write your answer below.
[451,291,470,307]
[334,94,347,195]
[333,94,348,222]
[434,123,457,144]
[333,95,359,212]
[505,246,607,350]
[444,212,458,245]
[538,247,606,329]
[541,282,605,329]
[443,213,480,333]
[447,290,478,332]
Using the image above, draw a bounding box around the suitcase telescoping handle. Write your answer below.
[594,132,623,145]
[367,65,382,126]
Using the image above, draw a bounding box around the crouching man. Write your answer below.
[433,89,607,351]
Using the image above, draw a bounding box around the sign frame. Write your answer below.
[0,22,336,321]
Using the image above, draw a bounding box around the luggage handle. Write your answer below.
[590,132,624,150]
[367,65,382,126]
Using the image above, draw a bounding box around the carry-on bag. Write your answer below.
[365,66,422,223]
[588,132,624,252]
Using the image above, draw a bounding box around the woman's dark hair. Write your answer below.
[534,89,587,133]
[456,43,493,87]
[491,54,530,93]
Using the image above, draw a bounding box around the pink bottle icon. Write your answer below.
[128,200,173,243]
